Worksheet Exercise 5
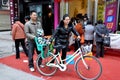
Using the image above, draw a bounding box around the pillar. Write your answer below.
[54,1,59,29]
[94,0,98,24]
[87,0,91,20]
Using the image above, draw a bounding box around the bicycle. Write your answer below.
[35,37,102,80]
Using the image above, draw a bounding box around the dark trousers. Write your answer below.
[85,40,93,45]
[28,41,41,68]
[15,39,28,58]
[96,42,104,57]
[51,47,67,63]
[74,39,81,51]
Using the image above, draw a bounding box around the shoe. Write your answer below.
[30,67,35,72]
[100,56,104,58]
[25,54,28,57]
[40,64,45,68]
[16,57,20,59]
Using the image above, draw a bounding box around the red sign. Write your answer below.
[9,0,18,28]
[106,22,114,29]
[9,0,14,25]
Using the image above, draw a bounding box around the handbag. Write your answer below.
[103,36,110,47]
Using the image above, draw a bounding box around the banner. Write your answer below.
[97,4,105,21]
[109,33,120,49]
[105,0,118,32]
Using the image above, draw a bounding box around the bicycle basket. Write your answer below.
[35,37,54,58]
[35,37,47,51]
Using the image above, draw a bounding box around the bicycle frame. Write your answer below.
[35,37,90,71]
[36,40,102,79]
[46,47,89,71]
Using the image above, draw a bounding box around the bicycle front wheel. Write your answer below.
[75,56,102,80]
[36,53,58,76]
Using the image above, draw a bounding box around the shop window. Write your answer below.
[0,0,9,10]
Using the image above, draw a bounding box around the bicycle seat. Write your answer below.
[53,45,63,49]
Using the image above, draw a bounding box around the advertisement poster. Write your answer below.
[105,0,118,32]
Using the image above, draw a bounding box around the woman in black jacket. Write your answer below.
[50,14,80,63]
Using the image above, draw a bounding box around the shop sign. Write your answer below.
[105,0,118,32]
[9,0,18,27]
[97,4,105,21]
[9,0,14,25]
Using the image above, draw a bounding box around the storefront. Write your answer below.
[58,0,98,24]
[0,0,10,31]
[9,0,54,35]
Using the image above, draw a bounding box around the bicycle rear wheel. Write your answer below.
[36,53,58,76]
[75,56,102,80]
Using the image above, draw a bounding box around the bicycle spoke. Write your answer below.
[75,56,102,80]
[36,54,57,76]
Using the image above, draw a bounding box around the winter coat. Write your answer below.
[51,21,79,49]
[12,21,26,40]
[74,23,84,43]
[95,24,109,42]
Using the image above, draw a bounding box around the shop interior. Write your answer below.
[19,0,54,35]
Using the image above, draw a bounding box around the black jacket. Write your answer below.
[50,21,79,49]
[95,24,109,42]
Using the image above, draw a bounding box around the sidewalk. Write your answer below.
[0,63,44,80]
[0,31,14,58]
[0,31,44,80]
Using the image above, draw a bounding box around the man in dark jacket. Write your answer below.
[50,14,80,63]
[95,20,109,58]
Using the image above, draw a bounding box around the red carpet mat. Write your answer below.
[0,50,120,80]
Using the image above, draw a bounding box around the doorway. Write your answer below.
[18,0,53,35]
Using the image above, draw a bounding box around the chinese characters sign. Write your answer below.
[105,0,118,32]
[97,4,105,21]
[9,0,18,26]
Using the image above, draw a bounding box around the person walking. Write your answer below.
[24,11,44,72]
[12,17,28,59]
[95,20,109,58]
[50,14,80,64]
